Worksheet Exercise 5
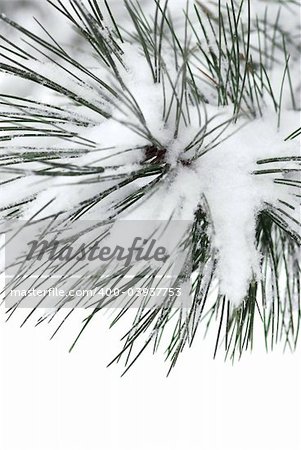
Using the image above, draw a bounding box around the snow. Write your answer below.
[0,0,300,308]
[197,110,300,305]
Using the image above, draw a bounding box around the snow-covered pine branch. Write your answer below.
[0,0,300,371]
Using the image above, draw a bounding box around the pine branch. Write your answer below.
[0,0,300,372]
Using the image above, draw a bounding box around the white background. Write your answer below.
[0,308,300,450]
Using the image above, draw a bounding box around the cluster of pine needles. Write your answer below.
[0,0,300,374]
